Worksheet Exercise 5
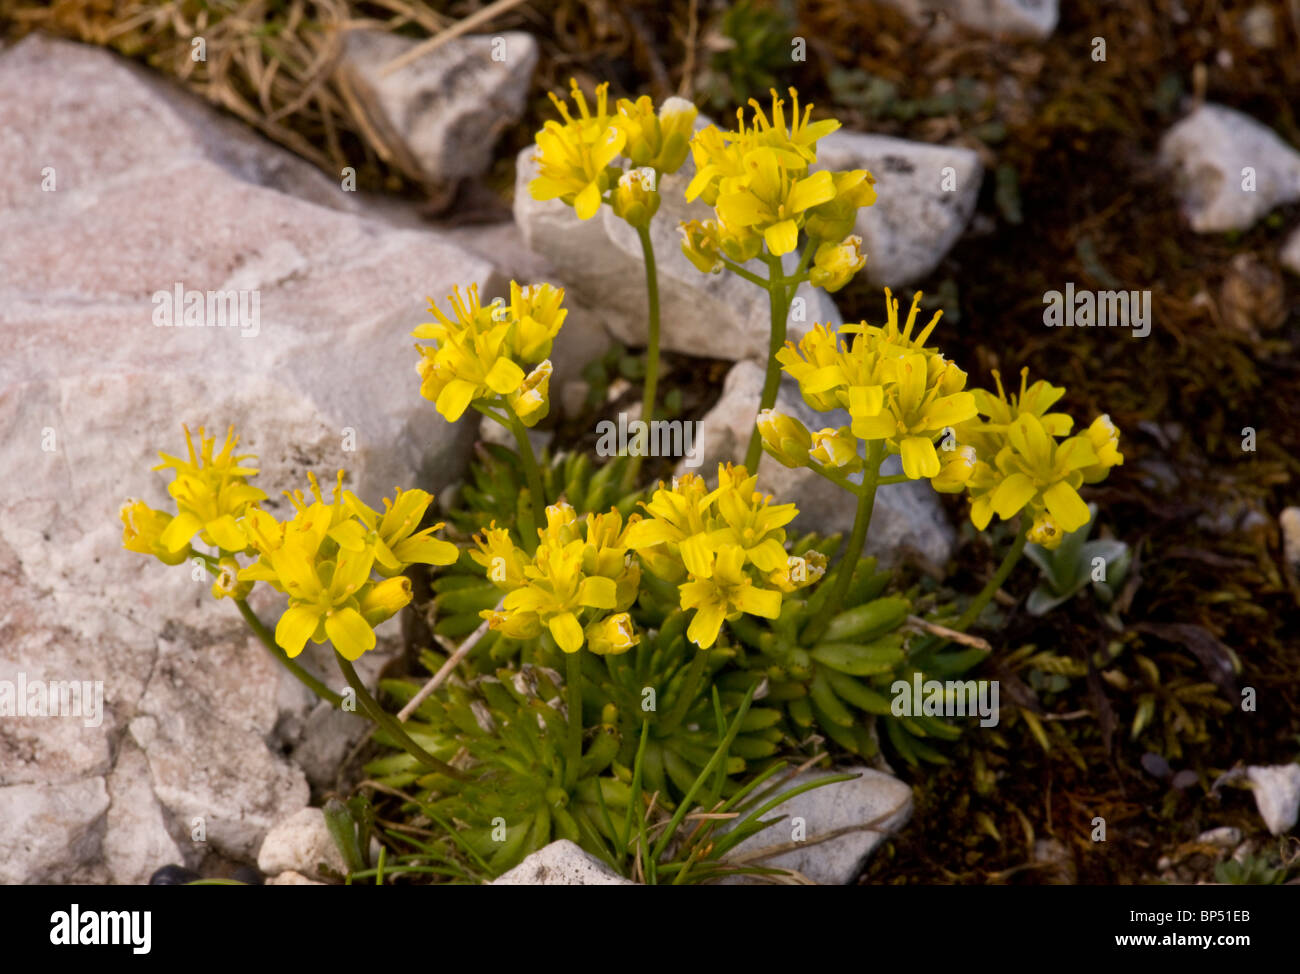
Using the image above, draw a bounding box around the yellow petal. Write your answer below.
[159,511,203,553]
[686,603,727,648]
[484,357,526,396]
[326,607,376,660]
[574,182,602,220]
[991,472,1037,520]
[763,219,799,256]
[276,604,323,658]
[548,611,585,653]
[900,437,940,479]
[1042,481,1091,533]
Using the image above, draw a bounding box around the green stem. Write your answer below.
[785,239,817,306]
[953,519,1031,632]
[625,225,660,490]
[743,253,789,472]
[505,403,546,554]
[233,598,345,707]
[335,655,467,781]
[806,458,864,495]
[805,440,885,641]
[718,257,769,288]
[564,650,584,789]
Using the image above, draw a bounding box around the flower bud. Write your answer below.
[585,612,639,655]
[1080,414,1124,484]
[121,500,190,566]
[211,556,254,601]
[511,360,553,427]
[757,409,812,468]
[359,576,413,626]
[809,427,860,469]
[1027,510,1064,550]
[679,219,723,273]
[610,167,660,228]
[930,444,977,493]
[809,235,865,293]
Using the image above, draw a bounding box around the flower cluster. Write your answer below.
[768,290,976,481]
[679,88,874,282]
[473,503,641,655]
[623,464,822,648]
[122,426,459,659]
[121,425,267,562]
[956,369,1124,547]
[413,280,564,425]
[760,291,1125,549]
[529,79,698,228]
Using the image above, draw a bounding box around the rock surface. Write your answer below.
[1281,228,1300,277]
[682,361,957,571]
[513,145,841,363]
[1246,763,1300,835]
[491,839,635,885]
[0,36,487,880]
[718,766,913,884]
[815,130,983,287]
[876,0,1059,38]
[257,806,350,879]
[1159,104,1300,233]
[340,30,537,196]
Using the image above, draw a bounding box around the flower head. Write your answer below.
[530,79,626,220]
[809,235,865,293]
[151,425,267,554]
[615,95,698,174]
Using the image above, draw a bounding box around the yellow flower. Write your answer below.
[713,147,835,256]
[413,282,565,423]
[610,167,660,228]
[345,487,459,577]
[508,281,567,362]
[756,409,812,468]
[804,169,876,241]
[808,235,865,292]
[679,544,782,648]
[531,79,626,220]
[483,505,638,654]
[974,414,1098,533]
[120,500,189,565]
[1080,414,1124,484]
[153,425,268,554]
[585,612,639,655]
[472,523,529,588]
[850,353,977,479]
[616,95,698,174]
[706,465,798,573]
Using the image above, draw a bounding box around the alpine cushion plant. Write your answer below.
[120,82,1128,882]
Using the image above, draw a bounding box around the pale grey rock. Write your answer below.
[340,30,537,192]
[1247,764,1300,835]
[104,739,187,885]
[875,0,1058,38]
[718,766,912,884]
[0,35,484,880]
[681,361,956,572]
[815,130,982,287]
[257,806,350,879]
[491,839,635,885]
[513,146,841,363]
[1196,826,1242,848]
[0,777,109,884]
[1280,507,1300,579]
[1281,228,1300,277]
[1159,104,1300,233]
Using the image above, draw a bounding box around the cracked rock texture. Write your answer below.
[0,35,491,883]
